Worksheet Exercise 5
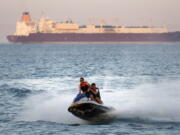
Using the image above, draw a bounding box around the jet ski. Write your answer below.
[68,93,114,121]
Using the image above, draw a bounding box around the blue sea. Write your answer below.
[0,43,180,135]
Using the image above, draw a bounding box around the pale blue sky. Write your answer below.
[0,0,180,42]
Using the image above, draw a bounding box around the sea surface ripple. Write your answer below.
[0,43,180,135]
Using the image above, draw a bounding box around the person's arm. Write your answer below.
[87,87,91,92]
[79,85,81,93]
[90,88,98,95]
[95,88,100,95]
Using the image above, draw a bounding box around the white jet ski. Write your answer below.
[68,93,114,121]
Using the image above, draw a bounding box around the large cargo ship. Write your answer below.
[7,12,180,43]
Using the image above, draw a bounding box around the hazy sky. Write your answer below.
[0,0,180,42]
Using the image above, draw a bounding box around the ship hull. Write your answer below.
[7,32,180,43]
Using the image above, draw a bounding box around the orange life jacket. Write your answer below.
[80,82,89,92]
[80,82,89,87]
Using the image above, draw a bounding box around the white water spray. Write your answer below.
[103,79,180,122]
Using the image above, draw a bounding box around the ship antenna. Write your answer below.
[150,17,154,28]
[19,0,28,12]
[41,11,46,18]
[114,18,119,28]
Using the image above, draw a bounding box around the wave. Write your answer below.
[7,87,32,97]
[0,84,44,98]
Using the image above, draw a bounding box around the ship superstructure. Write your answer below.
[7,12,180,43]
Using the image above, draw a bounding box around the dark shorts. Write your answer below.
[85,91,91,98]
[96,92,101,98]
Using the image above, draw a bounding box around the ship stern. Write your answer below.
[7,35,19,43]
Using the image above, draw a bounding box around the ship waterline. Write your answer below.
[7,33,180,43]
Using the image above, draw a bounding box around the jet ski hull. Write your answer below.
[68,102,113,121]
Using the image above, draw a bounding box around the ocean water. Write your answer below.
[0,43,180,135]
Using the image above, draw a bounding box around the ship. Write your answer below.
[7,12,180,43]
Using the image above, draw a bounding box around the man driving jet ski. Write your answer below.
[79,77,90,96]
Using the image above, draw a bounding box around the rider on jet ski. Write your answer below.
[88,83,103,104]
[79,77,90,97]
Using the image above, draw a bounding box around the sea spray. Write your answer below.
[17,93,86,124]
[103,79,180,122]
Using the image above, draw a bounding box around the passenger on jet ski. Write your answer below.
[79,77,90,97]
[88,83,103,104]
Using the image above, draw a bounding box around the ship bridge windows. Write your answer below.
[65,20,73,24]
[79,25,86,28]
